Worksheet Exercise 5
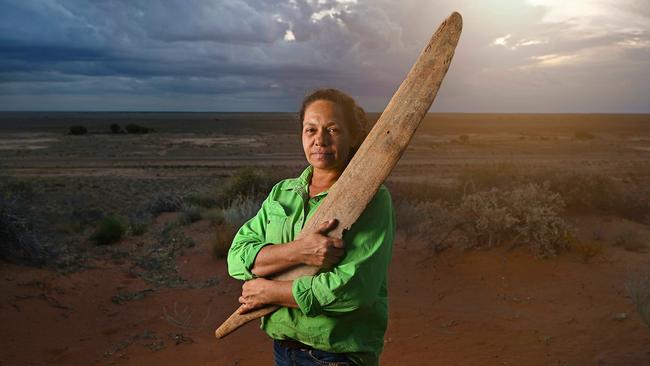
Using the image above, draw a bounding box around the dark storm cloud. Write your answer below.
[0,0,648,111]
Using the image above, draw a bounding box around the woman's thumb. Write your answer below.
[317,219,337,234]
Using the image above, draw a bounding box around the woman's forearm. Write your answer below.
[251,241,301,277]
[267,280,298,308]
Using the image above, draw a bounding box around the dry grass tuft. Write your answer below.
[571,242,605,263]
[212,222,238,259]
[625,273,650,330]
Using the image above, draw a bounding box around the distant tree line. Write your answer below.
[68,123,153,135]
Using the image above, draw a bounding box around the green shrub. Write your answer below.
[68,125,88,135]
[91,215,127,245]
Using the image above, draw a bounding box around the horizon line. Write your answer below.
[1,110,650,115]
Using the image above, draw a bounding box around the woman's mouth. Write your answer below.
[311,151,334,160]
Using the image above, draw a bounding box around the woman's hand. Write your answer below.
[238,278,297,314]
[294,219,345,269]
[238,278,272,314]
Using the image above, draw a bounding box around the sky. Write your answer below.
[0,0,648,112]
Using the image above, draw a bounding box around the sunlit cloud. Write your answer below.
[618,37,650,49]
[530,53,579,67]
[492,34,512,47]
[283,29,296,42]
[492,34,547,50]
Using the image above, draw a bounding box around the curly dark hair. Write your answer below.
[298,88,369,159]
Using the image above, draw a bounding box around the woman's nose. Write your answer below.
[315,130,328,146]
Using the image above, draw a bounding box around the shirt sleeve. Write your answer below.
[226,188,276,281]
[292,186,395,316]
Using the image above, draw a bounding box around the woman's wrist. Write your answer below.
[285,239,307,266]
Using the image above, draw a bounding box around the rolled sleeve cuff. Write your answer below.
[292,276,320,316]
[233,242,271,280]
[292,275,335,317]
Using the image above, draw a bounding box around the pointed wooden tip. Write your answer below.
[447,12,463,31]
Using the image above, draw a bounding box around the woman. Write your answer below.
[227,88,395,366]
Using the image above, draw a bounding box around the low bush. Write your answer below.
[125,124,152,134]
[109,124,124,134]
[129,211,151,236]
[613,230,647,252]
[217,167,278,204]
[457,183,573,257]
[184,192,219,209]
[68,125,88,135]
[222,196,262,229]
[209,195,262,260]
[91,215,127,245]
[571,242,604,263]
[394,199,457,251]
[201,208,224,224]
[177,205,202,226]
[148,195,184,215]
[574,130,595,140]
[544,172,650,221]
[0,192,46,264]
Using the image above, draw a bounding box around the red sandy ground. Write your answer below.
[2,216,649,366]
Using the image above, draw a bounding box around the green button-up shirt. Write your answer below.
[227,165,395,366]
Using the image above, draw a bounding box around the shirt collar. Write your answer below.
[280,165,330,200]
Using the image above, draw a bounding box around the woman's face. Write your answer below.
[302,100,353,173]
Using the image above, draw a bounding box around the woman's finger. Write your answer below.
[238,304,250,314]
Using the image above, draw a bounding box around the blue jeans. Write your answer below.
[273,340,352,366]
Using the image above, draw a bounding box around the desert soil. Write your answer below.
[1,113,650,365]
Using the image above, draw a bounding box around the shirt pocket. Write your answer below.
[265,200,288,244]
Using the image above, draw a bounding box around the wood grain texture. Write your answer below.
[215,11,463,339]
